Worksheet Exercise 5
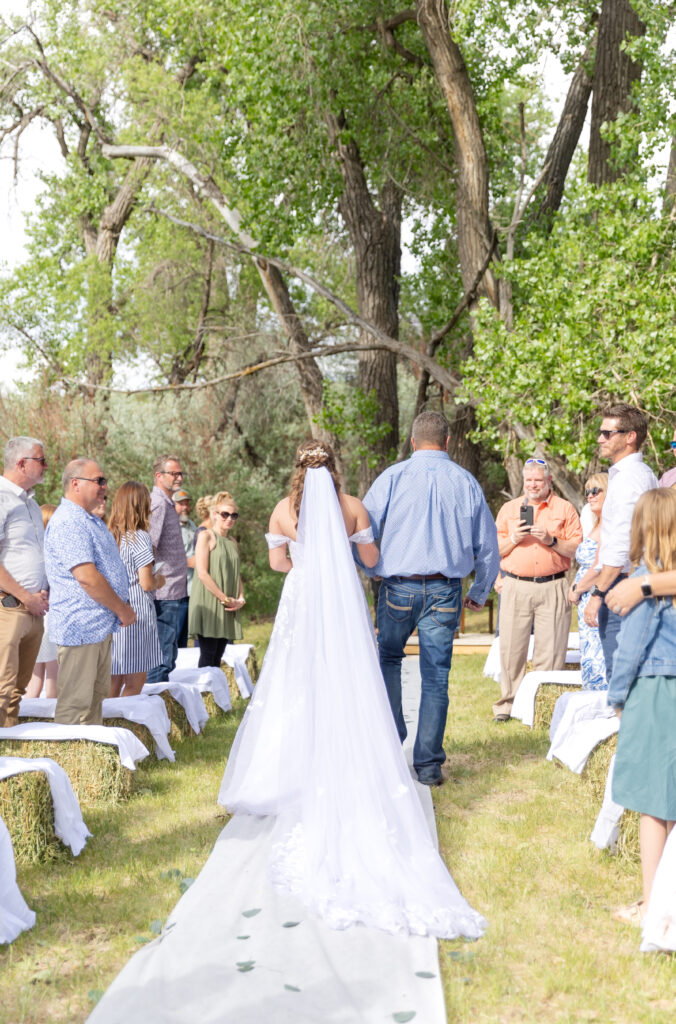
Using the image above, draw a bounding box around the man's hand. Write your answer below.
[463,597,483,611]
[583,594,602,627]
[24,591,49,617]
[118,603,136,628]
[567,585,580,606]
[529,522,552,545]
[607,577,644,616]
[510,522,531,545]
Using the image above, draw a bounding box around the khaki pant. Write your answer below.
[494,575,571,717]
[55,635,112,725]
[0,604,44,727]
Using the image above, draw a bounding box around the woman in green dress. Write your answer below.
[188,491,245,667]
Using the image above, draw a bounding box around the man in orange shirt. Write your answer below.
[493,458,583,721]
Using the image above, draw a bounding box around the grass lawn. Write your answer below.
[1,645,673,1023]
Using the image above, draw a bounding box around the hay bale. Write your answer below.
[156,691,194,741]
[616,809,640,864]
[103,719,157,762]
[201,692,225,718]
[579,735,640,862]
[0,739,132,805]
[532,683,582,731]
[221,664,241,706]
[0,770,69,864]
[246,647,259,683]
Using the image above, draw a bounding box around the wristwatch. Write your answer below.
[590,585,607,600]
[640,578,653,598]
[548,535,557,547]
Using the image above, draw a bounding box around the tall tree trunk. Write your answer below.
[588,0,645,185]
[327,117,401,494]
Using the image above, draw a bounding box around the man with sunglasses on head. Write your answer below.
[583,404,657,681]
[493,457,582,721]
[0,437,49,727]
[147,454,189,683]
[44,458,135,725]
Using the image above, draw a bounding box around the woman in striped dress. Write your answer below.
[108,482,165,696]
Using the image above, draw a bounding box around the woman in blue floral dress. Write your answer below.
[568,474,608,689]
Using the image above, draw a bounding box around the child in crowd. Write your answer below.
[608,488,676,925]
[25,504,58,699]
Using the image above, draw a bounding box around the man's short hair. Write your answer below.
[522,456,552,479]
[601,403,648,448]
[412,411,450,449]
[62,457,95,493]
[4,436,43,468]
[153,453,182,477]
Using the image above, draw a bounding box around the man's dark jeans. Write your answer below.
[376,577,462,782]
[147,597,189,684]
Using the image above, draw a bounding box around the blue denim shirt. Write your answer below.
[360,450,500,605]
[607,569,676,708]
[45,498,129,646]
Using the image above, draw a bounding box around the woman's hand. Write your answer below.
[568,585,580,605]
[607,577,644,616]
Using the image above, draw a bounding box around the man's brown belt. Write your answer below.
[502,570,566,584]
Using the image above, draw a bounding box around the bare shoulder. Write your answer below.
[338,492,369,532]
[269,496,295,535]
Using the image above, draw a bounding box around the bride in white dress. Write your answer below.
[219,441,486,940]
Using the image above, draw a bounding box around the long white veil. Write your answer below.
[219,467,486,938]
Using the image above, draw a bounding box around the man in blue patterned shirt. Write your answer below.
[361,411,500,786]
[44,458,135,725]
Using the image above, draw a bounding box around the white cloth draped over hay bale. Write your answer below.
[143,682,208,736]
[483,632,581,685]
[545,705,619,774]
[0,815,35,944]
[0,723,149,804]
[510,670,583,729]
[19,696,175,762]
[641,825,676,952]
[168,667,233,715]
[0,756,91,861]
[174,644,256,698]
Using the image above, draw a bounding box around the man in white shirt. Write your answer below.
[584,404,657,680]
[0,437,49,727]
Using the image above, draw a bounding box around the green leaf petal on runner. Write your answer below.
[134,936,150,944]
[149,920,163,934]
[392,1013,416,1022]
[415,971,435,978]
[282,921,300,928]
[88,990,104,1004]
[237,961,255,972]
[242,908,261,918]
[284,984,301,992]
[237,935,250,940]
[179,877,195,893]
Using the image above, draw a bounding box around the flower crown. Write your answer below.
[296,446,328,466]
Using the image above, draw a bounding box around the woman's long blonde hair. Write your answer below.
[289,441,341,520]
[629,488,676,605]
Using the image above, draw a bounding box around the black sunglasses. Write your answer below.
[24,456,47,465]
[585,487,604,497]
[598,429,628,440]
[215,511,239,520]
[74,476,108,487]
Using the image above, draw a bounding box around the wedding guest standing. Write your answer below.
[188,492,244,668]
[0,437,49,726]
[147,454,188,683]
[45,458,135,724]
[108,482,165,697]
[568,474,609,690]
[26,504,59,699]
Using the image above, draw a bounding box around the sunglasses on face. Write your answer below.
[215,511,239,520]
[598,429,628,440]
[24,456,47,465]
[163,470,183,478]
[585,487,604,497]
[75,476,108,487]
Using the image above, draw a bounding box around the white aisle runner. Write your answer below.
[88,657,450,1024]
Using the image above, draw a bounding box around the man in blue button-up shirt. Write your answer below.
[361,411,499,786]
[45,458,135,725]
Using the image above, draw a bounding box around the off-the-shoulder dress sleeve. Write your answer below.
[348,526,374,544]
[265,533,291,549]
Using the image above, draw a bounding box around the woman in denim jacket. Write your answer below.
[607,488,676,927]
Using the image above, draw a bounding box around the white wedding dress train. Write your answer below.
[219,468,486,940]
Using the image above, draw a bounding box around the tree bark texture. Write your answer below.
[534,40,595,224]
[588,0,645,185]
[327,118,401,494]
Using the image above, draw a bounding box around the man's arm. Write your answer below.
[0,564,48,616]
[466,494,500,607]
[71,563,136,626]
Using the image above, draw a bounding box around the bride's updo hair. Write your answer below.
[289,440,341,520]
